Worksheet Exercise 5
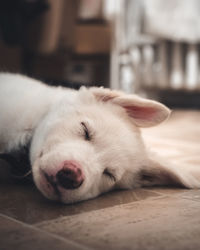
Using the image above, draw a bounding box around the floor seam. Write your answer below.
[0,213,93,250]
[34,194,175,227]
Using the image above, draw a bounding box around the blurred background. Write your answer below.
[1,0,200,107]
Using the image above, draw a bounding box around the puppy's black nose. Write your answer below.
[56,161,84,189]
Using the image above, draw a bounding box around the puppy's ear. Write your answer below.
[90,87,170,127]
[139,154,200,188]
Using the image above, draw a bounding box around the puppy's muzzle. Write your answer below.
[42,160,84,199]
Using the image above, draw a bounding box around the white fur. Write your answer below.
[0,73,200,204]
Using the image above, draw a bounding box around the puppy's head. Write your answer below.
[30,87,182,204]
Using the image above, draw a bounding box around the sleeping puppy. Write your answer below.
[0,73,199,204]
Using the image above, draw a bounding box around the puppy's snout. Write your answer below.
[56,161,84,189]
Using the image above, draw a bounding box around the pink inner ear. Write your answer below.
[124,106,158,121]
[101,95,117,102]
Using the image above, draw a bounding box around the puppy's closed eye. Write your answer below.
[81,122,91,141]
[103,169,116,182]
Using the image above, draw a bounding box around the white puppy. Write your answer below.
[0,73,199,204]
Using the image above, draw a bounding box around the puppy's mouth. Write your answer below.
[41,169,62,201]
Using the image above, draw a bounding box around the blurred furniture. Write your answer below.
[0,0,110,87]
[110,0,200,106]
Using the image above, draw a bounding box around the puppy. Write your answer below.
[0,73,199,204]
